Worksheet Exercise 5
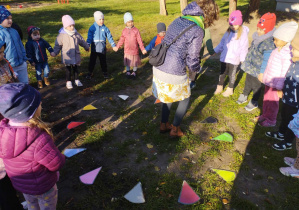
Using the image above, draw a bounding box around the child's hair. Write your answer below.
[28,113,54,139]
[227,25,243,40]
[196,0,219,28]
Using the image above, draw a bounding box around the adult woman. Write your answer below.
[153,0,219,137]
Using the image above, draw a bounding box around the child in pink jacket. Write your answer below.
[257,22,298,127]
[115,12,147,78]
[0,83,65,210]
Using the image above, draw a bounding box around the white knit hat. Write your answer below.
[94,11,104,21]
[124,12,133,24]
[273,21,298,43]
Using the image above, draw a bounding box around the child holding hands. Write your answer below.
[53,15,89,89]
[115,12,147,78]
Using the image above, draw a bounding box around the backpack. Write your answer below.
[148,23,196,67]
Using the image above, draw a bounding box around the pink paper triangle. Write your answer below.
[79,167,102,185]
[178,181,200,205]
[67,122,85,129]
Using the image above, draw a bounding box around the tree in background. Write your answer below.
[244,0,261,22]
[229,0,237,15]
[159,0,167,15]
[180,0,188,13]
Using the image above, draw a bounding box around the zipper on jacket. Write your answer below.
[295,89,297,103]
[36,41,45,61]
[8,29,21,65]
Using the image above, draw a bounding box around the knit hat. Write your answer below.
[291,31,299,51]
[157,23,166,33]
[229,10,242,26]
[257,13,276,34]
[94,11,104,21]
[0,83,41,123]
[0,6,11,24]
[124,12,133,24]
[273,21,298,43]
[62,15,75,28]
[27,26,40,36]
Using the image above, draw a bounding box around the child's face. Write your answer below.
[0,46,5,61]
[158,32,166,37]
[96,19,104,26]
[229,25,240,31]
[65,24,75,31]
[31,30,40,41]
[0,15,12,28]
[257,27,265,36]
[126,20,134,28]
[274,38,287,48]
[292,47,299,58]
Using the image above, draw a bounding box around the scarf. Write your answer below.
[252,28,275,46]
[64,28,76,36]
[181,15,205,30]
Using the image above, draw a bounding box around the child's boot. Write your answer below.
[66,81,73,89]
[160,122,172,133]
[75,79,83,87]
[222,87,233,97]
[214,85,223,95]
[37,81,43,89]
[170,125,184,137]
[44,77,50,86]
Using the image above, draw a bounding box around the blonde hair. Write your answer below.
[227,25,243,40]
[28,111,54,139]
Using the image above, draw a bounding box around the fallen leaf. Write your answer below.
[155,166,160,171]
[145,157,148,160]
[142,132,147,135]
[112,172,117,176]
[160,182,166,185]
[147,144,153,149]
[222,198,229,205]
[109,97,113,101]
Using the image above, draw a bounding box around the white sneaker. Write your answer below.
[66,81,73,89]
[75,79,83,87]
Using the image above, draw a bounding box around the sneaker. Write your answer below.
[126,71,131,78]
[236,94,248,104]
[265,131,284,141]
[190,81,196,89]
[103,72,109,79]
[75,79,83,87]
[279,166,299,178]
[258,120,275,127]
[272,142,292,151]
[284,157,295,166]
[222,87,234,97]
[131,71,137,78]
[245,100,258,111]
[66,81,73,89]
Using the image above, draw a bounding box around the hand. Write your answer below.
[50,52,56,57]
[31,62,35,66]
[258,73,263,83]
[142,49,147,55]
[113,47,118,52]
[277,90,283,98]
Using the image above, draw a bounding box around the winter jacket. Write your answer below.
[0,25,27,67]
[156,2,204,76]
[214,26,249,65]
[241,30,276,77]
[200,28,215,57]
[87,23,116,53]
[0,118,65,195]
[263,45,292,90]
[25,38,54,64]
[145,34,164,51]
[53,28,89,65]
[0,59,17,85]
[116,27,145,55]
[282,61,299,108]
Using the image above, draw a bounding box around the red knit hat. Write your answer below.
[27,26,40,36]
[257,13,276,34]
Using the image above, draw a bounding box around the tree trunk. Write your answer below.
[180,0,188,13]
[229,0,237,15]
[159,0,168,16]
[244,0,261,22]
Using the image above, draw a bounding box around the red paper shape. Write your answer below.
[178,181,200,205]
[67,122,85,129]
[155,99,161,104]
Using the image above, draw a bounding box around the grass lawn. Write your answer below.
[4,0,299,209]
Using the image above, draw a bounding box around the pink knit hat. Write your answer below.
[229,10,243,26]
[62,15,75,28]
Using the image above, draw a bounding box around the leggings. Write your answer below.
[161,97,190,126]
[218,62,238,88]
[88,51,107,74]
[66,65,78,81]
[243,73,262,101]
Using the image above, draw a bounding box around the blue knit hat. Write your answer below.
[0,83,41,123]
[0,6,11,24]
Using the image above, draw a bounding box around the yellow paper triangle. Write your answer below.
[213,169,236,182]
[83,105,97,110]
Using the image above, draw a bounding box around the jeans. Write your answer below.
[12,62,28,84]
[35,62,50,81]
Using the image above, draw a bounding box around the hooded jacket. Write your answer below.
[25,37,54,64]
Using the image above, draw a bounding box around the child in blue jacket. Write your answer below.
[145,23,166,52]
[86,11,117,79]
[25,26,55,89]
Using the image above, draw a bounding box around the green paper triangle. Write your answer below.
[212,132,233,142]
[213,169,236,182]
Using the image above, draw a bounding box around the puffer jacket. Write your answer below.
[25,37,54,64]
[282,61,299,108]
[263,45,292,90]
[0,118,65,195]
[54,28,89,65]
[156,1,204,76]
[0,25,27,67]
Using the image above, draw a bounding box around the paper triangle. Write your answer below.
[80,167,102,185]
[83,104,97,110]
[64,148,86,158]
[155,99,161,104]
[124,182,145,203]
[200,116,218,124]
[118,95,129,100]
[178,180,200,205]
[67,121,85,129]
[212,132,233,142]
[213,169,236,182]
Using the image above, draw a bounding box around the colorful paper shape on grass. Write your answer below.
[67,121,85,129]
[200,116,218,124]
[178,180,200,205]
[124,182,145,203]
[212,132,233,142]
[118,95,129,100]
[213,169,236,182]
[80,167,102,185]
[155,99,161,104]
[64,148,86,158]
[83,104,97,110]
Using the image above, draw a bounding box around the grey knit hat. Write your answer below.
[157,23,166,33]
